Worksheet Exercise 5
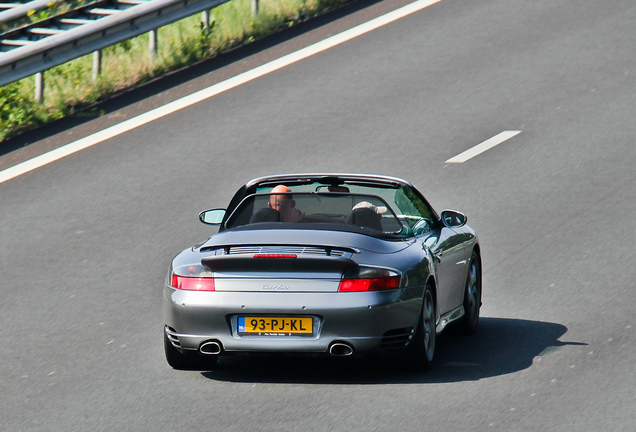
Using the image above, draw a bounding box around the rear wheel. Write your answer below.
[408,284,436,370]
[164,333,217,370]
[459,251,481,334]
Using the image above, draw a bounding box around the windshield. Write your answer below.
[225,192,405,235]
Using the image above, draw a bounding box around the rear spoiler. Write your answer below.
[201,255,358,273]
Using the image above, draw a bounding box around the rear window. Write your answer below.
[225,192,405,235]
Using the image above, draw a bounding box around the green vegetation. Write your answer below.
[0,0,351,142]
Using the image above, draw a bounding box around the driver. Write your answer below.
[268,185,304,222]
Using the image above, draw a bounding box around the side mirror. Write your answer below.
[440,210,467,228]
[199,209,226,225]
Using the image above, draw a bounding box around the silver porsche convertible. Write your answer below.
[163,174,481,370]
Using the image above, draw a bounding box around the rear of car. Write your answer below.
[164,230,425,359]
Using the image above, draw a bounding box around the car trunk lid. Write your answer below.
[201,247,356,292]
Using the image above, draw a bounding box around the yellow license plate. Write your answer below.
[238,316,313,336]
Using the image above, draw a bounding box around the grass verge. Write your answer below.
[0,0,352,142]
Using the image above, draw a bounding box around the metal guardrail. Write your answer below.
[0,0,55,24]
[0,0,231,89]
[1,0,146,53]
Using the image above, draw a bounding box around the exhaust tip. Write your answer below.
[329,342,354,357]
[199,340,223,355]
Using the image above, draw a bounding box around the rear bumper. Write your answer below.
[163,285,423,355]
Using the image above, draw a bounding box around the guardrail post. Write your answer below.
[251,0,259,16]
[201,10,210,28]
[35,72,44,104]
[92,50,102,81]
[149,29,158,60]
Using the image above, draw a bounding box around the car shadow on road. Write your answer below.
[201,318,587,384]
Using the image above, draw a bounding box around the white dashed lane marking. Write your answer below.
[446,130,522,163]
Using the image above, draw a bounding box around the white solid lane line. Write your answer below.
[445,130,522,164]
[0,0,443,185]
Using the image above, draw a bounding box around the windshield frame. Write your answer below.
[218,175,440,235]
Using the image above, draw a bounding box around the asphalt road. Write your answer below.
[1,0,635,430]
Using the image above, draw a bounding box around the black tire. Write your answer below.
[459,251,481,335]
[408,284,436,371]
[164,333,217,370]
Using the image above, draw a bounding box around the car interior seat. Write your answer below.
[346,208,382,231]
[250,208,281,223]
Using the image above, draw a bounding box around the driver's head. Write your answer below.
[268,185,295,212]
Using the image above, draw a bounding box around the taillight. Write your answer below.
[338,267,401,292]
[338,275,401,292]
[172,275,215,291]
[170,264,215,291]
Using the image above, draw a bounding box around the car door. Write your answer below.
[425,226,470,315]
[391,187,471,316]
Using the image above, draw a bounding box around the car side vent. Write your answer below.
[165,326,181,348]
[379,327,414,352]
